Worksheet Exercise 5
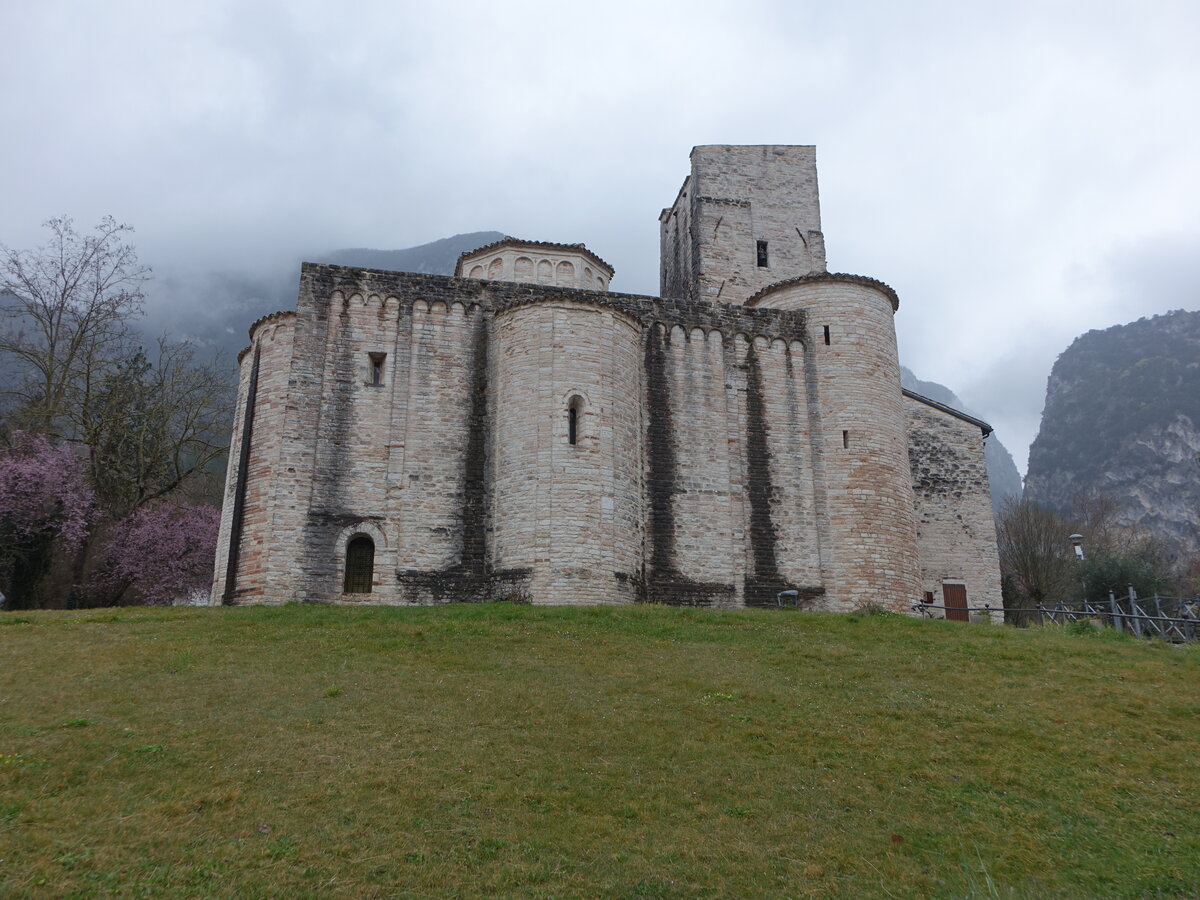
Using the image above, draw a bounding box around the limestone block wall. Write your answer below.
[397,299,482,573]
[211,144,1006,615]
[642,314,821,608]
[907,397,1003,614]
[213,263,989,614]
[274,284,410,604]
[272,269,497,606]
[210,312,295,605]
[749,336,824,599]
[457,239,612,291]
[210,336,255,604]
[751,276,921,611]
[257,271,350,605]
[491,300,643,605]
[660,145,827,305]
[659,176,696,303]
[656,324,739,602]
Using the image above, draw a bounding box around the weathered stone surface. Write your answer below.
[211,146,1001,614]
[906,393,1003,615]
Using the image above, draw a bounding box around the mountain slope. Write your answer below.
[1024,309,1200,557]
[142,231,505,363]
[313,230,505,276]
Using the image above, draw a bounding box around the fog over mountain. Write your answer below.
[315,232,506,278]
[138,232,504,364]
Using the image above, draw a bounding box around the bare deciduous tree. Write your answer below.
[1,217,231,515]
[81,337,231,517]
[997,498,1077,624]
[1,216,149,435]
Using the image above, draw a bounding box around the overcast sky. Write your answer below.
[3,0,1198,474]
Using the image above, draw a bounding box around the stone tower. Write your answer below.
[660,145,827,305]
[661,145,922,610]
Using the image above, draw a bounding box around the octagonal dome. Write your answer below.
[455,237,614,291]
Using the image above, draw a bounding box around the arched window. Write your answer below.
[567,395,583,445]
[343,535,375,594]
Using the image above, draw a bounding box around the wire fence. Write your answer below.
[912,586,1200,643]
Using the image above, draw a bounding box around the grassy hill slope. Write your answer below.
[2,604,1197,898]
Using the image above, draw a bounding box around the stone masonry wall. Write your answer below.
[752,278,922,611]
[215,280,996,614]
[659,176,695,302]
[492,301,643,604]
[210,313,295,605]
[658,324,739,603]
[214,264,835,608]
[645,326,824,608]
[213,145,1001,615]
[459,245,611,291]
[660,146,827,306]
[210,335,254,604]
[907,398,1004,614]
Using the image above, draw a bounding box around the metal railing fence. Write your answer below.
[912,586,1200,643]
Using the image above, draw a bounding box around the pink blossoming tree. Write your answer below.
[100,503,220,606]
[0,432,95,608]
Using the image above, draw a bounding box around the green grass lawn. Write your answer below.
[1,603,1197,898]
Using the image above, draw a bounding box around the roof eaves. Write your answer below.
[903,388,993,437]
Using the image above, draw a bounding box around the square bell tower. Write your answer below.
[659,145,827,306]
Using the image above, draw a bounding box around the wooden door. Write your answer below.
[943,583,969,622]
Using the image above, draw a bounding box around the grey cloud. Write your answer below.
[2,0,1198,476]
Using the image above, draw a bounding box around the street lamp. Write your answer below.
[1069,534,1085,561]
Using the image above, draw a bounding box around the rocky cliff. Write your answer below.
[1024,309,1200,559]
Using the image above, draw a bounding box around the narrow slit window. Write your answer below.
[343,535,375,594]
[368,352,386,386]
[567,395,584,446]
[842,430,850,449]
[823,325,831,345]
[756,240,769,267]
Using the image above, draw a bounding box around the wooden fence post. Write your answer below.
[1128,585,1141,638]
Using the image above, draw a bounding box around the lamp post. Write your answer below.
[1069,534,1085,561]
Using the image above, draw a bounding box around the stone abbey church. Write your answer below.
[211,145,1002,614]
